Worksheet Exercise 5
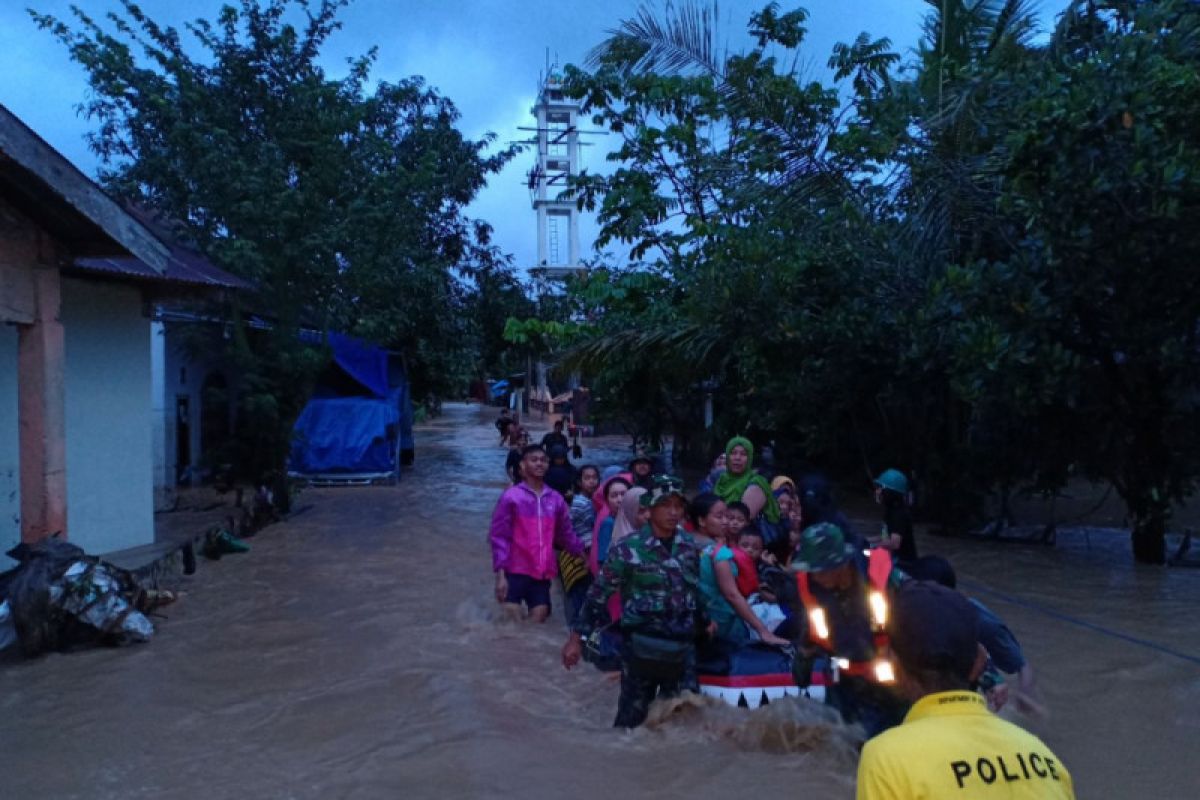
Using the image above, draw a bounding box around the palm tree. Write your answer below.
[902,0,1043,267]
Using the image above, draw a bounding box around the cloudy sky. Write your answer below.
[0,1,1065,270]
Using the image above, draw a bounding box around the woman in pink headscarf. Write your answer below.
[589,472,632,575]
[589,479,643,629]
[610,487,649,546]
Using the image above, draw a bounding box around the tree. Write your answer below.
[33,0,515,477]
[554,2,911,470]
[940,0,1200,561]
[562,0,1200,564]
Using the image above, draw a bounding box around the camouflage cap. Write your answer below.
[641,474,686,507]
[792,522,856,572]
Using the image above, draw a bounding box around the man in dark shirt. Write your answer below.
[629,454,655,490]
[504,432,529,484]
[541,419,569,451]
[544,445,576,496]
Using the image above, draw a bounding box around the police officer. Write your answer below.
[792,522,908,737]
[856,581,1075,799]
[561,475,708,728]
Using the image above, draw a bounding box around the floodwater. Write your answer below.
[1,403,1197,799]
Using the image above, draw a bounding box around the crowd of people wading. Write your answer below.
[488,411,1074,799]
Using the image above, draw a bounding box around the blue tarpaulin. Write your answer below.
[290,397,397,473]
[329,332,390,398]
[290,333,412,477]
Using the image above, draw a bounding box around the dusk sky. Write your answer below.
[0,1,1065,271]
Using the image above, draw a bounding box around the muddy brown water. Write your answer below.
[1,403,1197,798]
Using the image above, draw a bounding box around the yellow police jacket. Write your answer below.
[857,691,1075,799]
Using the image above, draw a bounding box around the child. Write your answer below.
[725,500,751,539]
[737,527,791,641]
[732,529,763,597]
[559,465,600,625]
[570,465,601,550]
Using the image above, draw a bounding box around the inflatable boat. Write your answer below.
[696,643,828,708]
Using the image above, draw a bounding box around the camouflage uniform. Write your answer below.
[794,523,910,736]
[573,522,707,728]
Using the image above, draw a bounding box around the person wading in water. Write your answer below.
[856,581,1075,799]
[792,522,910,737]
[562,476,709,728]
[489,444,585,623]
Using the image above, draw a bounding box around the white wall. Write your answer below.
[61,278,153,555]
[150,320,173,510]
[0,324,19,567]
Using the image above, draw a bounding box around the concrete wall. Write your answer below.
[61,278,153,555]
[150,320,173,510]
[0,324,19,567]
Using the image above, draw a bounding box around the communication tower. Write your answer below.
[522,61,598,279]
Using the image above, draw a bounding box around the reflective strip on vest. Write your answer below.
[795,549,893,679]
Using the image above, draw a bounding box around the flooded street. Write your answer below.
[2,403,1198,798]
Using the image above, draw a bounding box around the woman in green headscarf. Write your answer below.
[712,436,780,524]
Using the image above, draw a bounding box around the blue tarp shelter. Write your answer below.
[289,333,413,481]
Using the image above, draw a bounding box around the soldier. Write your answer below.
[792,522,909,737]
[561,475,709,728]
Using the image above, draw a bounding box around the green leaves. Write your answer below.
[34,0,513,472]
[558,0,1200,560]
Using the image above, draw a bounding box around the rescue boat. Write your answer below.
[696,644,828,708]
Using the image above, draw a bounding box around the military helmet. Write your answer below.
[641,474,686,507]
[793,522,856,572]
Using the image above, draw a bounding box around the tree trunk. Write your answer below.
[1130,513,1166,565]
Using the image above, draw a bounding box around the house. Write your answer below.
[0,103,247,565]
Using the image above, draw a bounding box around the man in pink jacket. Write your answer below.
[490,444,586,622]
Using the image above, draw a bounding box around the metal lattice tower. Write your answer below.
[523,61,591,280]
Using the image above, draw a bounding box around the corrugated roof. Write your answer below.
[1,103,251,293]
[0,103,171,272]
[73,251,253,290]
[71,206,252,290]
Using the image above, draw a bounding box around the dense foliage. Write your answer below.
[33,0,519,479]
[519,0,1200,562]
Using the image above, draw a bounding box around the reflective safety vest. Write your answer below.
[796,548,895,684]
